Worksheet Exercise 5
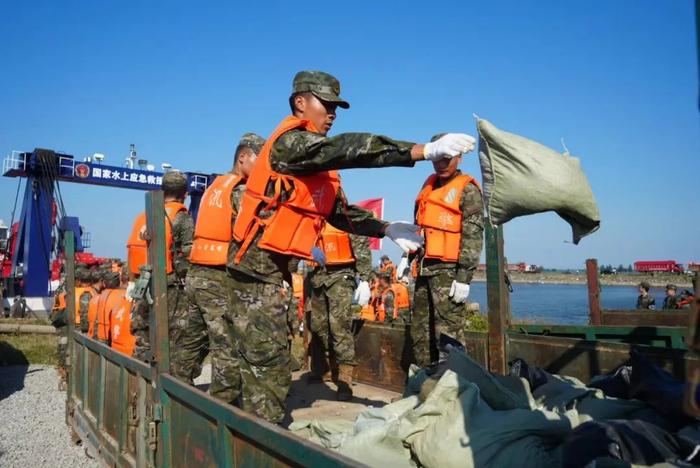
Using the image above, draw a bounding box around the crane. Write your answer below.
[1,146,215,314]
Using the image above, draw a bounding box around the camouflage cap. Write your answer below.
[90,269,104,283]
[666,283,677,291]
[381,255,390,261]
[103,271,121,289]
[238,133,265,155]
[161,171,188,192]
[75,267,90,282]
[292,71,349,109]
[639,281,651,291]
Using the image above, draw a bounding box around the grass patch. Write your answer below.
[0,318,52,326]
[466,313,489,332]
[0,333,58,366]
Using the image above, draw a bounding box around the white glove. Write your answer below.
[449,280,470,304]
[311,247,326,266]
[397,256,409,279]
[385,221,424,253]
[125,281,136,301]
[423,133,476,161]
[353,281,371,306]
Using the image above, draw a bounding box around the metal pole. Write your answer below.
[586,259,601,325]
[485,222,509,374]
[145,190,171,467]
[64,232,75,425]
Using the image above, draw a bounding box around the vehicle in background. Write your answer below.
[634,260,684,274]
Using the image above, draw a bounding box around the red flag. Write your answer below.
[354,198,384,250]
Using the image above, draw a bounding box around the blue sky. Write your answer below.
[1,0,698,269]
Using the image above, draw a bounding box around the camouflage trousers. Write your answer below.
[410,271,473,368]
[309,275,357,366]
[185,265,238,405]
[131,285,208,383]
[229,271,291,424]
[57,326,68,370]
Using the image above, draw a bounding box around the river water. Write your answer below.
[467,282,679,325]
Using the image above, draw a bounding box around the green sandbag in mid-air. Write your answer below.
[477,118,600,244]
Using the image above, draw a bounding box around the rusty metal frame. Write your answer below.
[64,231,76,425]
[586,258,601,325]
[485,222,510,374]
[66,191,362,467]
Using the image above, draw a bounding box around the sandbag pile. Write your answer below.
[292,349,700,467]
[477,119,600,244]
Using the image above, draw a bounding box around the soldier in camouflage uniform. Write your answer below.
[75,266,102,333]
[410,135,484,367]
[131,171,205,383]
[636,281,656,310]
[81,269,104,332]
[50,271,69,386]
[308,228,372,400]
[662,284,679,310]
[185,133,264,405]
[227,70,474,423]
[376,273,411,324]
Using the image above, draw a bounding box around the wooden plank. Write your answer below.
[601,310,689,327]
[586,259,601,325]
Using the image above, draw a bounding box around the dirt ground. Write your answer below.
[472,271,695,287]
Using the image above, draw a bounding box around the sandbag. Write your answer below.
[477,118,600,244]
[560,420,700,467]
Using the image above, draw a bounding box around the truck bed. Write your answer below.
[194,365,401,426]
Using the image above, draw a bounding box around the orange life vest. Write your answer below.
[380,262,397,282]
[415,173,480,263]
[318,222,355,266]
[360,304,376,321]
[127,201,187,275]
[292,273,305,320]
[381,283,410,319]
[411,259,418,278]
[53,291,66,312]
[232,116,341,262]
[87,289,123,341]
[74,286,96,325]
[372,295,386,322]
[678,295,696,308]
[190,174,244,266]
[110,293,135,356]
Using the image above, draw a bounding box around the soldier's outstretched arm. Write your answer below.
[270,130,475,175]
[456,184,485,284]
[270,130,415,175]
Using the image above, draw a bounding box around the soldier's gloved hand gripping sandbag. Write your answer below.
[449,280,470,304]
[385,222,423,253]
[397,256,409,279]
[423,133,476,161]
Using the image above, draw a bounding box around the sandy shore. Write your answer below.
[472,271,695,288]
